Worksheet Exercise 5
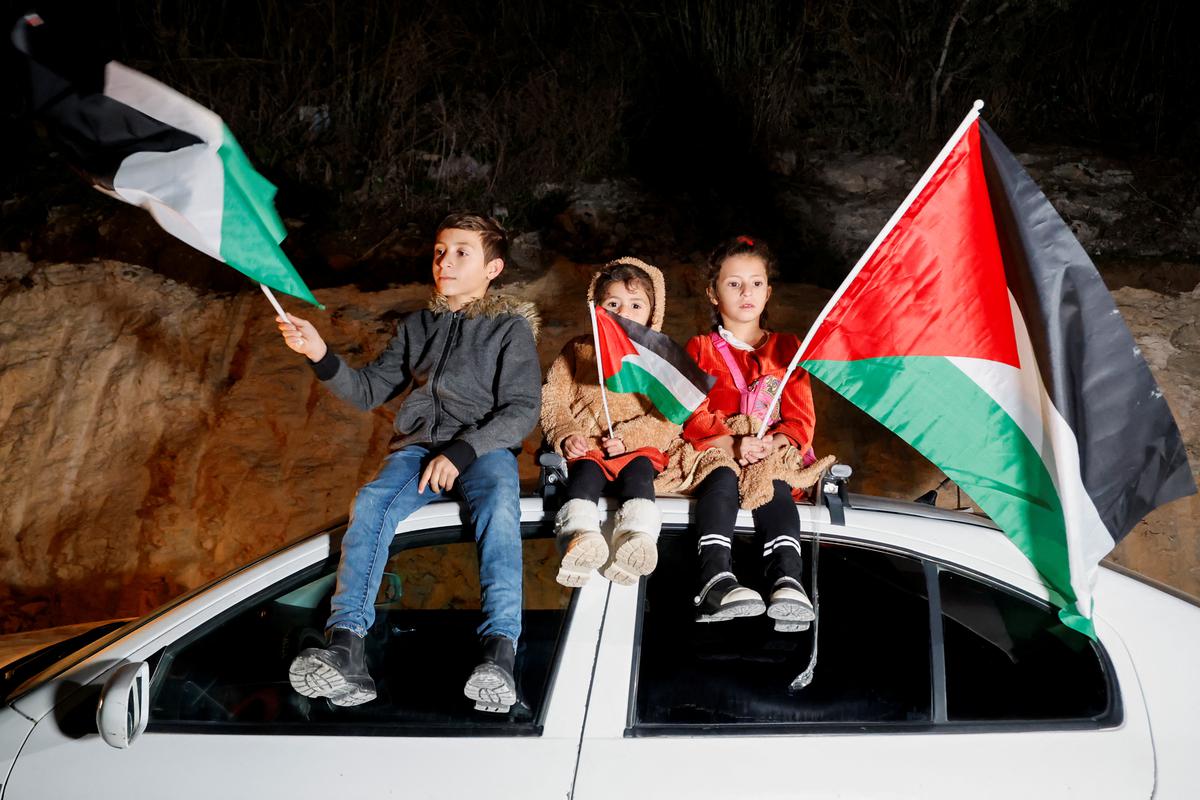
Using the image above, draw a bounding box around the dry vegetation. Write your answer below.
[5,0,1197,230]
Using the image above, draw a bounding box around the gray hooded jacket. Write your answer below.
[309,293,542,471]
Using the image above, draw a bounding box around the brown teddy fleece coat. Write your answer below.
[540,257,680,458]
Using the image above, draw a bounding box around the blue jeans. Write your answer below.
[326,445,523,644]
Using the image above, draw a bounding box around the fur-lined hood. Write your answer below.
[428,292,541,341]
[585,257,667,331]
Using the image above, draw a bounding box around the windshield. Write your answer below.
[1,621,129,703]
[2,520,348,704]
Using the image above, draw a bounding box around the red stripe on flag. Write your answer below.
[595,307,639,378]
[803,122,1019,367]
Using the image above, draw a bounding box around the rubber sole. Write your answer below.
[768,597,816,623]
[556,532,608,587]
[695,597,767,622]
[463,662,517,713]
[602,533,658,586]
[288,649,377,706]
[773,620,812,633]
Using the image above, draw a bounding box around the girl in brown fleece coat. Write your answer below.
[541,258,679,587]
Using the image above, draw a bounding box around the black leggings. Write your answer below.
[565,456,657,503]
[694,466,803,590]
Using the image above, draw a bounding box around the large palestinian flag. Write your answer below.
[797,103,1195,636]
[592,306,715,424]
[12,13,319,305]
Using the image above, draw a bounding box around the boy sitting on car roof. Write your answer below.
[277,212,541,713]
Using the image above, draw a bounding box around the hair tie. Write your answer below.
[736,235,754,246]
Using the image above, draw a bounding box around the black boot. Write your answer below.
[695,523,765,622]
[694,572,766,622]
[463,635,517,713]
[288,628,377,707]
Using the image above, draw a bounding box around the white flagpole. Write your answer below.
[588,301,616,439]
[260,283,289,321]
[756,100,986,439]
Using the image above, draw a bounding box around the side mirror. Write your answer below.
[96,661,150,749]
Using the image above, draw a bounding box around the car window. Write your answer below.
[148,524,572,735]
[938,569,1111,722]
[632,529,932,732]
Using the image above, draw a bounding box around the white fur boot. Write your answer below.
[602,498,661,586]
[555,499,608,587]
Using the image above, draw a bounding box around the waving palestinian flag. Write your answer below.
[796,103,1195,637]
[592,305,715,424]
[12,12,319,305]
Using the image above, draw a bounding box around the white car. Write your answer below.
[2,480,1198,799]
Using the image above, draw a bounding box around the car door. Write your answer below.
[573,513,1155,800]
[3,507,604,800]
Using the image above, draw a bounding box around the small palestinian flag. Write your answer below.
[795,102,1195,637]
[592,305,715,425]
[12,13,319,305]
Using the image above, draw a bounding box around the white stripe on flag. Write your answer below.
[112,145,225,260]
[104,62,223,142]
[948,293,1115,618]
[628,340,708,411]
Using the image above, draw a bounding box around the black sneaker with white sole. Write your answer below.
[288,627,377,707]
[464,635,518,713]
[694,572,766,622]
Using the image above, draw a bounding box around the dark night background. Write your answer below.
[3,1,1200,635]
[3,0,1198,289]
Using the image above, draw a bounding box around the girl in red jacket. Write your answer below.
[683,236,818,630]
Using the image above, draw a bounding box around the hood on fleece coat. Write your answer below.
[586,257,667,331]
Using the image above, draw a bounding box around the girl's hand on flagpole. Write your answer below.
[735,435,770,466]
[563,435,590,459]
[770,433,791,450]
[601,436,626,458]
[277,314,327,361]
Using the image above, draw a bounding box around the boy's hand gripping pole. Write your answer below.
[588,301,616,439]
[260,283,288,321]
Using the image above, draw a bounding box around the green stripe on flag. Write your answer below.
[805,355,1092,636]
[217,125,321,306]
[607,361,692,424]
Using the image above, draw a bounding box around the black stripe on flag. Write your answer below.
[12,14,202,184]
[609,313,716,394]
[978,120,1195,543]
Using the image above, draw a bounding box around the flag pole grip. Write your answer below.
[588,301,616,439]
[260,284,289,321]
